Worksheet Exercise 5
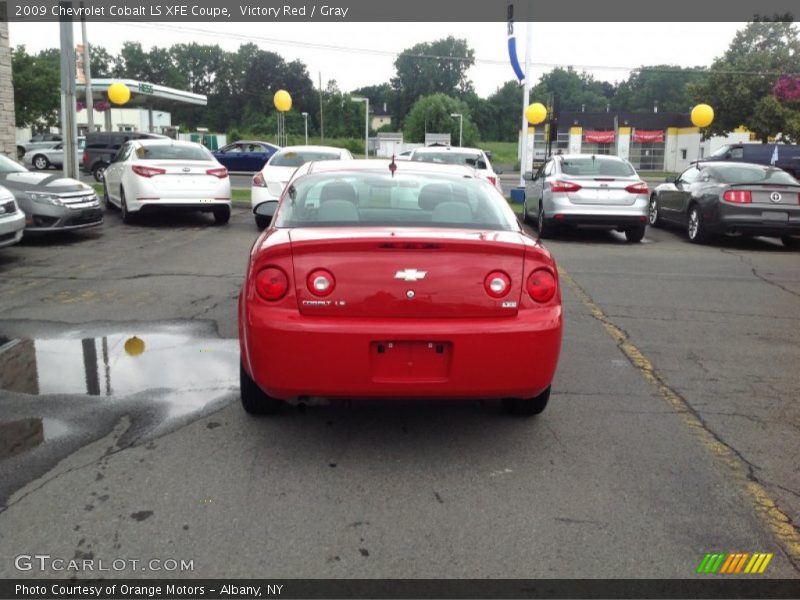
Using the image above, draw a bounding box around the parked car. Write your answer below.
[251,145,353,229]
[649,162,800,247]
[213,140,280,172]
[705,143,800,178]
[102,139,231,225]
[24,137,86,170]
[0,154,102,233]
[0,185,26,248]
[240,159,563,416]
[523,154,649,243]
[17,133,62,159]
[409,146,504,195]
[82,131,168,182]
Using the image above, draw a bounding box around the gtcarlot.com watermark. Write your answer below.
[15,554,195,573]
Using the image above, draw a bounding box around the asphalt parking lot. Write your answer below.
[0,205,798,578]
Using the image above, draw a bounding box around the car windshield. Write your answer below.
[270,151,341,167]
[135,144,213,161]
[0,155,28,174]
[709,165,799,185]
[274,172,518,230]
[412,152,485,168]
[560,157,635,177]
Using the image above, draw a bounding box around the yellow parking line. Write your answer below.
[557,267,800,568]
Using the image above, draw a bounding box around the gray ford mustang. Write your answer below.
[0,154,103,233]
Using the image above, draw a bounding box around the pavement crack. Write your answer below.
[720,248,800,300]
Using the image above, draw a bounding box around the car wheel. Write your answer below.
[102,180,114,210]
[33,155,50,170]
[781,235,800,249]
[93,163,107,182]
[687,205,709,244]
[240,362,283,415]
[502,386,550,417]
[625,224,646,243]
[255,215,269,230]
[120,188,135,224]
[537,202,555,239]
[213,206,231,225]
[648,195,662,227]
[522,200,532,225]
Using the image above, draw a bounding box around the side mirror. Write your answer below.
[254,200,278,221]
[523,171,535,181]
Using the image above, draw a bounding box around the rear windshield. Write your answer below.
[274,172,518,231]
[135,144,213,161]
[708,165,799,185]
[270,151,341,167]
[560,157,635,177]
[412,152,487,169]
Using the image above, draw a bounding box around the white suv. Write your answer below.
[409,146,504,196]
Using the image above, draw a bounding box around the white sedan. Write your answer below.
[409,146,504,196]
[251,145,352,229]
[103,139,231,225]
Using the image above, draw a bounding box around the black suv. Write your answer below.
[82,132,167,181]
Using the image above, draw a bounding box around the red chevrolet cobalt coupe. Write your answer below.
[239,160,563,416]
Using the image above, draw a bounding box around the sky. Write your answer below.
[8,22,746,98]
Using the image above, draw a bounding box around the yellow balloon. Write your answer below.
[525,102,547,125]
[691,104,714,128]
[273,89,292,112]
[124,336,145,357]
[107,82,131,106]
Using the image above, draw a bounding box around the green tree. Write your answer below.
[688,19,800,141]
[403,94,478,145]
[391,37,475,128]
[486,80,523,142]
[530,67,610,112]
[11,46,60,130]
[614,65,707,113]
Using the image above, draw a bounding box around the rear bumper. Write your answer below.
[708,204,800,236]
[135,200,232,214]
[241,305,562,401]
[251,186,278,210]
[545,196,648,227]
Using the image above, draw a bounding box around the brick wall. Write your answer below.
[0,23,16,158]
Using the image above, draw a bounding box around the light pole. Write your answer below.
[351,96,369,159]
[450,113,463,147]
[301,111,308,145]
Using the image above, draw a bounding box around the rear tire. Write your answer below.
[648,195,662,227]
[120,188,135,224]
[213,206,231,225]
[32,155,50,170]
[782,235,800,249]
[687,205,709,244]
[255,215,270,230]
[537,203,556,239]
[240,362,283,415]
[522,200,531,225]
[102,180,114,210]
[93,163,107,182]
[625,224,646,243]
[502,386,550,417]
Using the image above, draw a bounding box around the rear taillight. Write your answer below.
[549,180,582,193]
[487,176,497,187]
[526,269,557,303]
[131,165,166,178]
[255,267,289,301]
[484,271,511,298]
[207,167,228,179]
[625,181,649,194]
[253,172,266,187]
[723,190,752,204]
[307,269,335,297]
[82,151,88,165]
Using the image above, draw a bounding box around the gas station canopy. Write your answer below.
[76,78,207,108]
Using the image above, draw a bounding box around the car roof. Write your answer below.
[412,146,485,154]
[133,139,205,147]
[228,140,275,145]
[277,145,348,154]
[556,153,628,161]
[307,159,476,177]
[698,161,773,169]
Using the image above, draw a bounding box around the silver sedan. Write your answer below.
[23,138,85,171]
[523,154,650,242]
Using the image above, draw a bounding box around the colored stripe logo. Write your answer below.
[697,553,773,574]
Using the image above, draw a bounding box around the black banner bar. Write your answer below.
[1,0,798,22]
[2,579,800,599]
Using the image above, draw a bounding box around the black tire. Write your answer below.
[32,155,50,170]
[120,188,135,224]
[92,163,107,182]
[16,146,25,160]
[502,386,551,417]
[625,224,646,243]
[687,204,709,244]
[648,195,662,227]
[240,362,283,415]
[213,206,231,225]
[255,215,270,230]
[537,202,556,239]
[521,200,531,225]
[782,235,800,249]
[102,180,115,210]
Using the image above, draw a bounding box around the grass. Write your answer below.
[479,142,518,168]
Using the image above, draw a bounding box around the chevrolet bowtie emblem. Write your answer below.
[395,269,427,282]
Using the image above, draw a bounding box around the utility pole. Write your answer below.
[351,97,369,159]
[318,72,324,142]
[80,4,93,135]
[59,3,79,179]
[518,6,533,187]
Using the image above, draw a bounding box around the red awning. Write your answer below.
[633,130,665,143]
[584,131,615,144]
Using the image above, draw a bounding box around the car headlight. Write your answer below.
[26,192,64,206]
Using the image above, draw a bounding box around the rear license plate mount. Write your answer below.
[370,341,452,382]
[762,211,789,222]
